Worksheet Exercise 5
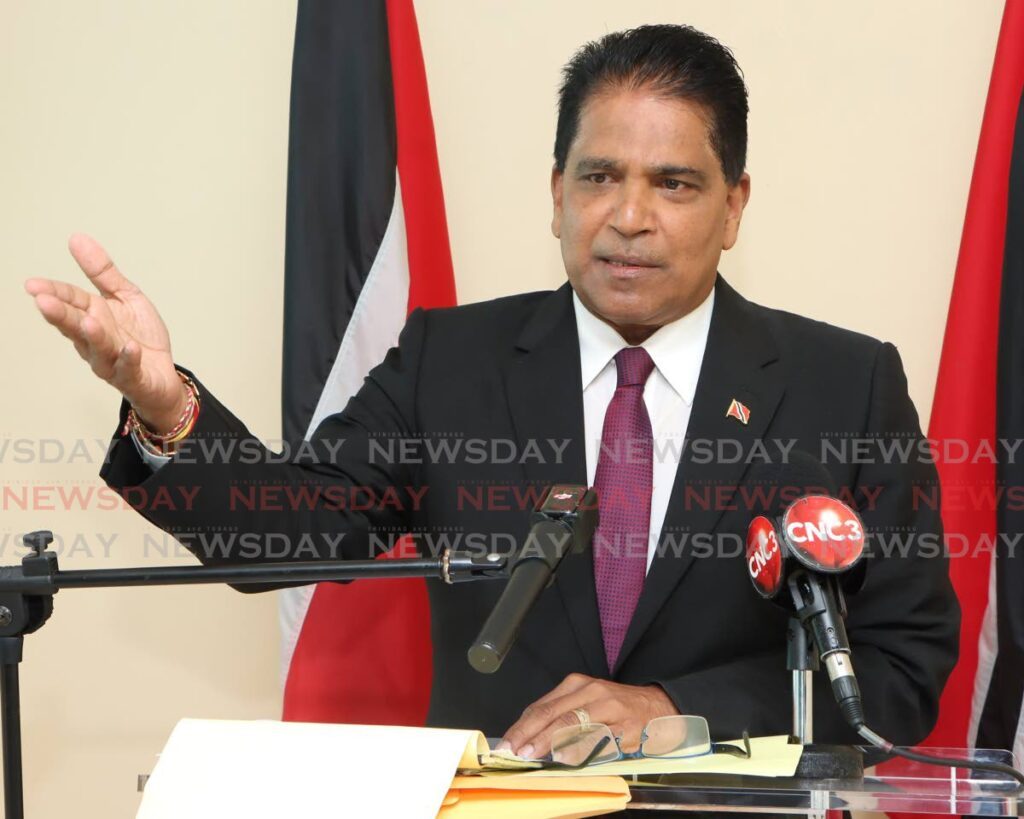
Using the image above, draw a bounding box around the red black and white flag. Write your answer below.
[278,0,455,724]
[923,0,1024,763]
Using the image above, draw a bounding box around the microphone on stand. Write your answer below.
[468,485,597,674]
[742,454,1024,791]
[744,452,867,728]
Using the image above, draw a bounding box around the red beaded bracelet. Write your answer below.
[122,371,201,456]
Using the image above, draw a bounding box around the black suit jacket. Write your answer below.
[100,275,959,744]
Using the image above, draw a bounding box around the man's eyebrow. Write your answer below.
[652,164,707,182]
[574,157,621,173]
[573,157,708,182]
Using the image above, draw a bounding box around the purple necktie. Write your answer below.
[593,346,655,670]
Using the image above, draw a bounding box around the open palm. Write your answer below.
[24,234,185,425]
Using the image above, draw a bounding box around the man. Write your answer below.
[24,24,958,760]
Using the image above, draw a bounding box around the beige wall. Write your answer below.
[0,0,1003,814]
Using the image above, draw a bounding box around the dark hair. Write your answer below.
[554,24,748,185]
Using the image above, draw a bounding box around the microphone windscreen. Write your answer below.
[779,453,866,594]
[744,450,866,597]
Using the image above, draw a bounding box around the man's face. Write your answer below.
[552,86,750,342]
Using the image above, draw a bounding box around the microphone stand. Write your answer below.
[786,583,864,780]
[786,615,817,744]
[0,530,509,819]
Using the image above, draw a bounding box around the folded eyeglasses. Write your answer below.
[544,714,752,770]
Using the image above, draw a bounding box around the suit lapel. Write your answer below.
[614,276,786,672]
[503,284,606,675]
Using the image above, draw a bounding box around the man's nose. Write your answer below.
[609,181,655,237]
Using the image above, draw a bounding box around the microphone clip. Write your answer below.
[441,550,510,584]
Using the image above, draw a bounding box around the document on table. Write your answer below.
[136,718,630,819]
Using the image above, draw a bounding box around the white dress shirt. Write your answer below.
[573,288,715,572]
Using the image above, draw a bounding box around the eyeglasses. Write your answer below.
[546,715,752,770]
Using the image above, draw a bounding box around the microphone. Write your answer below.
[745,452,868,728]
[745,462,1024,789]
[468,485,597,674]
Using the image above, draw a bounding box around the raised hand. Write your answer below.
[24,234,188,433]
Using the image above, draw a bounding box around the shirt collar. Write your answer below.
[572,286,715,406]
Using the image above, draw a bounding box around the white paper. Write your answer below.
[137,718,480,818]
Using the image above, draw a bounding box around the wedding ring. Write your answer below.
[571,707,590,728]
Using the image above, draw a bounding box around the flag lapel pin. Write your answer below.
[726,399,751,425]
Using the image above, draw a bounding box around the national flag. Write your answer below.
[915,0,1024,765]
[725,398,751,426]
[278,0,456,724]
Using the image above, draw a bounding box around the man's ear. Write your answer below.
[722,171,751,251]
[550,165,564,239]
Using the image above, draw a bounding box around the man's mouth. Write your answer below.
[597,255,658,275]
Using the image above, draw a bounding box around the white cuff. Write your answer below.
[129,426,172,471]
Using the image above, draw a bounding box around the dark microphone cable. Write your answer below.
[855,724,1024,793]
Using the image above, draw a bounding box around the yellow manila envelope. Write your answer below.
[441,775,630,818]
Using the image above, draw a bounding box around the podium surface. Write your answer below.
[628,747,1021,816]
[137,733,1021,818]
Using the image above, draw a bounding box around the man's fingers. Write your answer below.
[511,695,626,759]
[498,674,595,753]
[31,293,129,383]
[24,277,50,297]
[502,680,607,756]
[24,277,92,311]
[500,677,672,760]
[79,314,124,378]
[80,309,124,359]
[67,233,136,297]
[528,709,592,758]
[31,292,87,338]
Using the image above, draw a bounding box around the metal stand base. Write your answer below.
[795,743,865,779]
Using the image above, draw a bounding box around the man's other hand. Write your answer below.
[498,673,679,759]
[24,234,187,433]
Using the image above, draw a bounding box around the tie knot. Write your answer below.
[614,346,655,387]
